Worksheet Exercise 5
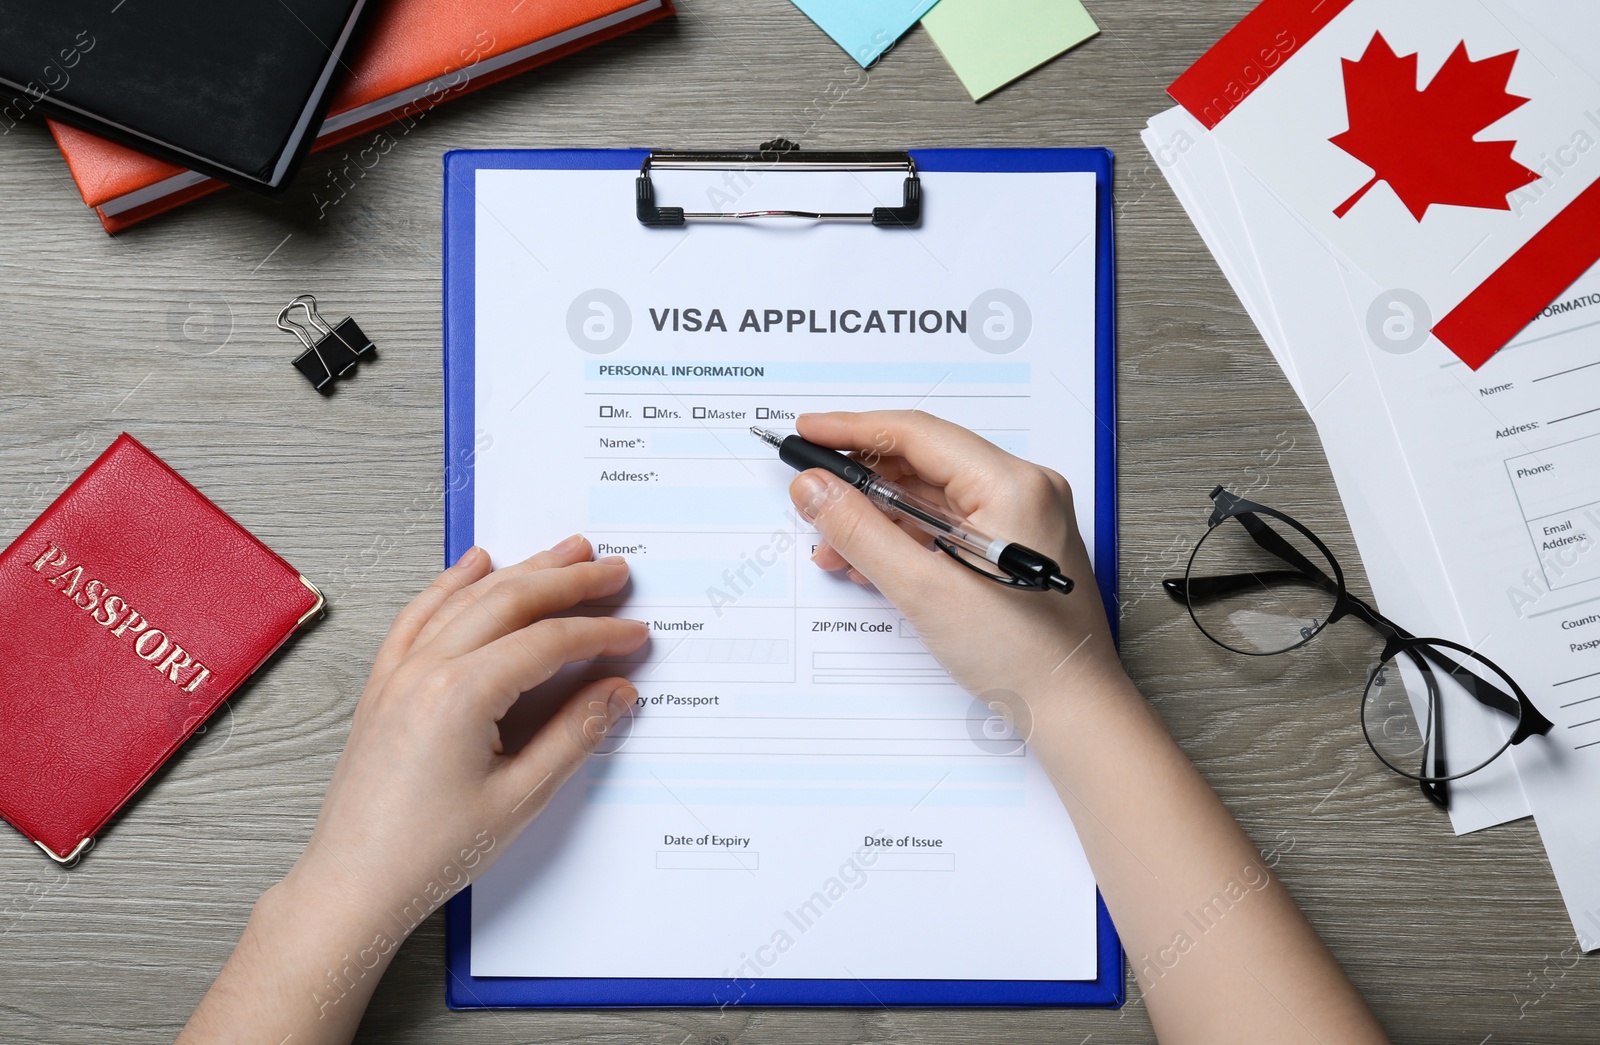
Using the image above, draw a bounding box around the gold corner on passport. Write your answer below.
[296,576,326,629]
[36,837,93,865]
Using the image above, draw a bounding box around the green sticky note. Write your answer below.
[922,0,1100,100]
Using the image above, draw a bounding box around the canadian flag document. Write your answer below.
[1170,0,1600,368]
[1147,0,1600,946]
[449,156,1114,995]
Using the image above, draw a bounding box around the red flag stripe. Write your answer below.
[1169,0,1357,129]
[1433,176,1600,369]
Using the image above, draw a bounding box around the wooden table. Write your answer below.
[0,2,1590,1041]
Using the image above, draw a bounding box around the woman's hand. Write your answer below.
[177,536,647,1045]
[790,410,1122,715]
[792,411,1390,1045]
[177,424,1388,1045]
[288,534,648,923]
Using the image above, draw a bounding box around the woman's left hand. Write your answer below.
[289,535,648,924]
[177,535,647,1045]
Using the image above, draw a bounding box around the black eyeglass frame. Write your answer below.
[1162,487,1554,791]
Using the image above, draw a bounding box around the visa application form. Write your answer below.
[463,162,1106,981]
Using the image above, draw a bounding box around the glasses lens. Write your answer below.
[1184,511,1340,654]
[1361,642,1521,782]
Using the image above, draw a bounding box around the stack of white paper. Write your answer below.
[1146,0,1600,947]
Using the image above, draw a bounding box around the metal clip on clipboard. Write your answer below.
[636,139,921,228]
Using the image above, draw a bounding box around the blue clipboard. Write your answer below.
[441,147,1121,1009]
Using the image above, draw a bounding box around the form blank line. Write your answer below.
[1548,406,1600,425]
[813,676,959,686]
[1559,694,1600,709]
[621,734,978,741]
[656,850,759,871]
[583,425,1028,431]
[605,747,1023,757]
[633,715,976,722]
[870,852,956,871]
[584,393,1030,399]
[1533,358,1600,382]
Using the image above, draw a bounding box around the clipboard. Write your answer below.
[441,144,1121,1008]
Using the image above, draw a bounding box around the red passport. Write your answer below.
[0,435,322,862]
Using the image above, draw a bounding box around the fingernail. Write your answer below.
[455,545,484,568]
[599,554,627,565]
[552,533,586,555]
[609,684,638,722]
[792,472,828,521]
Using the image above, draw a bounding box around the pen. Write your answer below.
[750,427,1074,595]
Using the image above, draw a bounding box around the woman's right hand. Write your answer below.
[787,411,1128,719]
[790,413,1393,1045]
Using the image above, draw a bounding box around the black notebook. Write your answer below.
[0,0,371,194]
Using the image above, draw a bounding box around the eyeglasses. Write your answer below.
[1163,486,1553,808]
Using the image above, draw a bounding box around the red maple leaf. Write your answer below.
[1330,32,1540,220]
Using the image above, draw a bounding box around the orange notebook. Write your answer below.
[49,0,673,233]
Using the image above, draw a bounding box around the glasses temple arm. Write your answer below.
[1406,641,1554,740]
[1402,647,1451,807]
[1231,510,1340,589]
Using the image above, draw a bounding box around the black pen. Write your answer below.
[751,427,1073,595]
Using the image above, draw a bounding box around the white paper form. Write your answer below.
[1144,106,1532,832]
[1148,97,1600,936]
[466,165,1103,981]
[1143,111,1303,397]
[1341,264,1600,946]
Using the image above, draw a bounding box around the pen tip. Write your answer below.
[749,426,783,448]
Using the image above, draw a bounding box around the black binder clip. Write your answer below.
[278,295,376,393]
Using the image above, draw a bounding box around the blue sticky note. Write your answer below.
[789,0,942,67]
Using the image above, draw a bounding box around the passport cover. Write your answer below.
[46,0,674,233]
[0,434,322,862]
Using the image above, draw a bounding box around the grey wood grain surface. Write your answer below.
[0,1,1591,1042]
